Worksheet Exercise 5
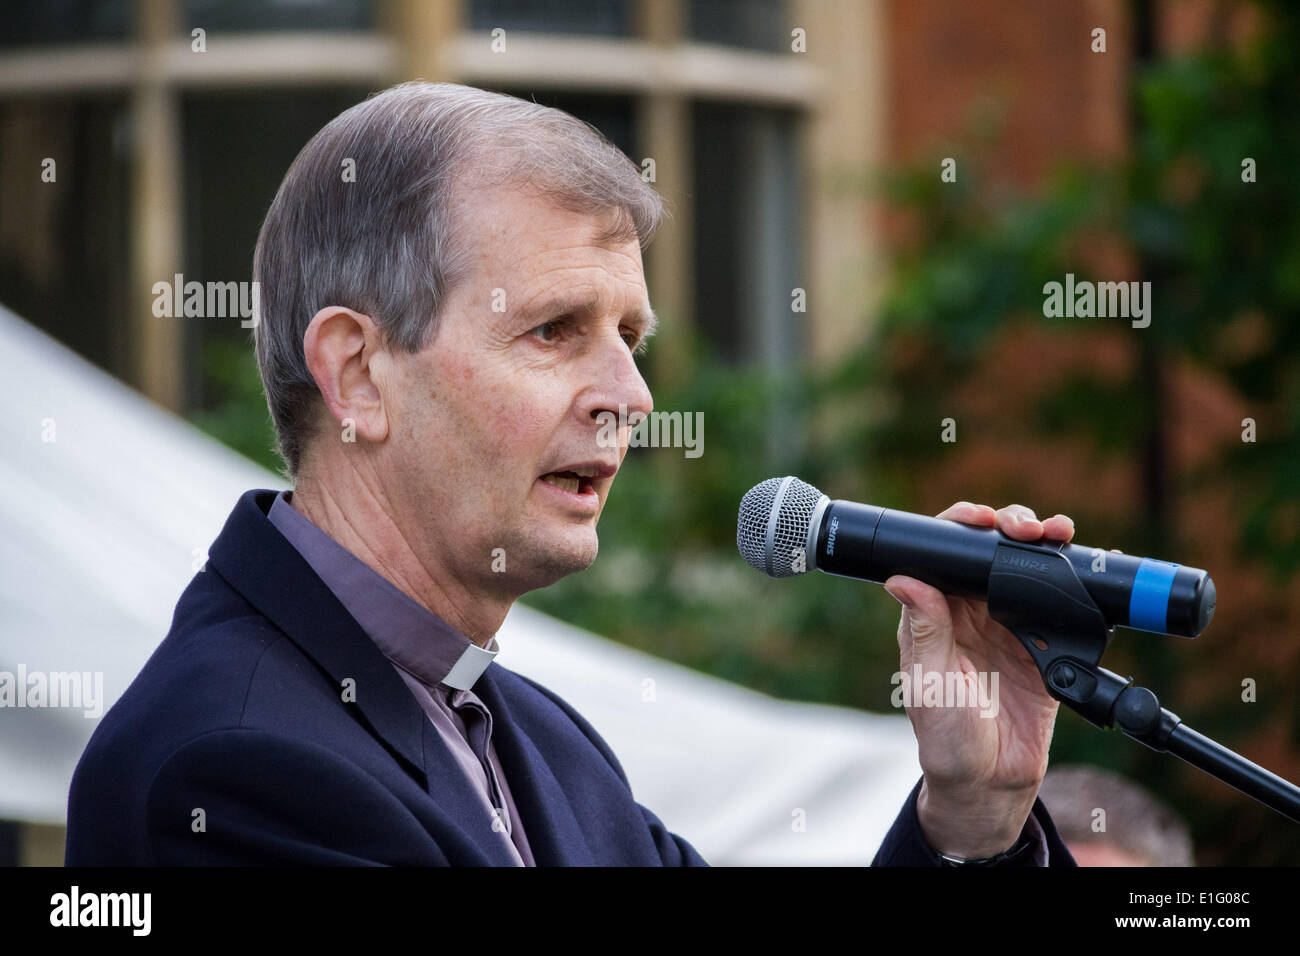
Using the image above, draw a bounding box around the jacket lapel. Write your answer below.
[208,490,430,787]
[473,666,596,866]
[418,718,522,866]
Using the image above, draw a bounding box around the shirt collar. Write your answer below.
[267,490,497,690]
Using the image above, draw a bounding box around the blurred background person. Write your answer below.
[1039,764,1195,866]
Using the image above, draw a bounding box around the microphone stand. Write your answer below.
[985,538,1300,823]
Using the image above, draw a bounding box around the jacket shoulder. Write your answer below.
[65,569,309,863]
[114,567,292,729]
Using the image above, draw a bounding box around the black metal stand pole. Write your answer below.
[1165,723,1300,823]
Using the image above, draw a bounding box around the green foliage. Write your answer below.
[188,334,282,475]
[1124,26,1300,579]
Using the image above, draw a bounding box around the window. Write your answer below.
[0,95,130,376]
[469,0,632,37]
[688,0,789,53]
[693,101,804,367]
[181,0,375,34]
[0,0,130,48]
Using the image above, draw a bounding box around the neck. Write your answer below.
[289,464,511,648]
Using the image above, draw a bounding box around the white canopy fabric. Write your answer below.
[0,303,922,865]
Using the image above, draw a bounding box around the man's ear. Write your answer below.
[301,306,390,446]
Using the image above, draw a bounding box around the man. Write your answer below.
[66,82,1075,866]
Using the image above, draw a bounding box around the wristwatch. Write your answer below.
[937,833,1035,867]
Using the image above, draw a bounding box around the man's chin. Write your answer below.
[546,531,600,577]
[508,529,599,592]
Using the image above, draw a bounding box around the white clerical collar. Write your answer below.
[442,635,500,690]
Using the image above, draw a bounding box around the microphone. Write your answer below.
[737,476,1216,638]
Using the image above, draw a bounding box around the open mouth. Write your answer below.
[539,471,596,495]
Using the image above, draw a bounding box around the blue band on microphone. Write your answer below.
[1129,559,1179,633]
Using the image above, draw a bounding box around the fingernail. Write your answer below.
[884,585,915,609]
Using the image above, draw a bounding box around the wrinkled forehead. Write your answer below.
[446,180,649,303]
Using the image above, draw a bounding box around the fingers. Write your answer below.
[994,504,1043,542]
[1041,513,1075,543]
[884,574,955,660]
[940,501,1077,543]
[935,501,997,526]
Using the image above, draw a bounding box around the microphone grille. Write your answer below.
[737,476,827,578]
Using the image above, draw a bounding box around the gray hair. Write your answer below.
[1037,764,1195,865]
[253,81,664,478]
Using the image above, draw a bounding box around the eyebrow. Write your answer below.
[518,293,658,340]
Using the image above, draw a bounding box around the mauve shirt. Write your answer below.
[268,490,535,866]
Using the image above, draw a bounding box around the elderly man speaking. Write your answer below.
[66,83,1075,867]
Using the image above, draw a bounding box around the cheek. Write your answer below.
[439,355,563,468]
[484,396,549,461]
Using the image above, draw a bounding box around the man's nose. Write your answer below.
[582,334,653,426]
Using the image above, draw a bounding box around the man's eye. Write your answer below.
[530,319,565,343]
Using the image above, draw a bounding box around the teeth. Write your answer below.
[541,473,581,493]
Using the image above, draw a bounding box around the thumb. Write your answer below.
[884,575,954,663]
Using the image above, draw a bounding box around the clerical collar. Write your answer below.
[267,490,498,690]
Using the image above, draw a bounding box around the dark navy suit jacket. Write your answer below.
[65,490,1075,866]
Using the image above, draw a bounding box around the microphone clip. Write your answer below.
[987,538,1300,823]
[986,538,1178,745]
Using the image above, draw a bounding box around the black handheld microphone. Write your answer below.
[737,476,1216,638]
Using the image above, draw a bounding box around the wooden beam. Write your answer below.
[390,0,462,82]
[129,0,183,411]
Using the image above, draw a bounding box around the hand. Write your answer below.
[883,502,1076,860]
